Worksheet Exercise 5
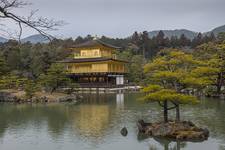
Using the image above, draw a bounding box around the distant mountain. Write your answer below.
[205,25,225,36]
[148,25,225,39]
[0,37,8,43]
[1,24,225,44]
[148,29,198,39]
[0,34,50,44]
[21,34,50,43]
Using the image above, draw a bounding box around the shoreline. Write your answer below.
[0,86,224,103]
[0,89,82,103]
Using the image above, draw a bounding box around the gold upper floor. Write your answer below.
[72,48,116,59]
[70,40,119,59]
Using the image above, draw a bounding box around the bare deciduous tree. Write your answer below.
[0,0,64,42]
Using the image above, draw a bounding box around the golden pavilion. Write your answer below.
[61,39,127,87]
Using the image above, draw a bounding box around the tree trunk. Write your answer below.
[176,141,181,150]
[164,143,169,150]
[163,100,168,123]
[176,104,180,122]
[216,72,223,95]
[216,85,221,95]
[51,87,56,94]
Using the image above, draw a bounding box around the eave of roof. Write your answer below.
[57,57,128,63]
[71,39,121,49]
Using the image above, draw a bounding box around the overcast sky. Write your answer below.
[8,0,225,38]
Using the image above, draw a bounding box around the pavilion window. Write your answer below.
[81,51,87,56]
[94,50,99,56]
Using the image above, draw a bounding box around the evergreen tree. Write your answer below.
[194,41,225,95]
[179,34,190,47]
[156,30,165,47]
[24,80,37,99]
[170,36,179,48]
[209,32,216,41]
[217,32,225,42]
[164,37,170,47]
[141,31,150,58]
[131,31,140,45]
[38,63,72,93]
[143,50,209,122]
[117,50,145,83]
[0,56,9,76]
[191,32,203,47]
[74,36,85,44]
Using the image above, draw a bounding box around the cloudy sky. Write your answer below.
[8,0,225,38]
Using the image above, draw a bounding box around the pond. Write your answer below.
[0,93,224,150]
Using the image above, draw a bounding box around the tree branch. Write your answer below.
[0,0,65,41]
[167,106,177,110]
[158,101,164,107]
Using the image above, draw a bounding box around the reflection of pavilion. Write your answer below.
[72,105,111,140]
[116,93,124,109]
[71,93,126,143]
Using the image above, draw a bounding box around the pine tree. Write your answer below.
[179,34,190,47]
[191,33,203,48]
[25,80,37,99]
[156,30,165,47]
[194,41,225,95]
[141,31,150,58]
[209,32,216,41]
[143,50,210,122]
[0,56,9,76]
[38,63,71,93]
[131,31,140,45]
[170,36,179,48]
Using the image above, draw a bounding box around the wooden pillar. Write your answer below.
[87,76,91,92]
[96,76,99,82]
[106,76,109,87]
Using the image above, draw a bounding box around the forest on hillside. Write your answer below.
[0,31,224,96]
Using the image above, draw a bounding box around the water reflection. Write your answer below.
[72,105,111,140]
[116,93,124,109]
[150,138,187,150]
[0,94,224,150]
[138,132,187,150]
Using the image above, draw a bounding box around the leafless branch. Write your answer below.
[0,0,65,42]
[0,26,18,39]
[18,21,22,42]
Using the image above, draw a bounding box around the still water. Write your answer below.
[0,93,225,150]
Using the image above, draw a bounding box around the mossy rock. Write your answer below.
[137,120,209,142]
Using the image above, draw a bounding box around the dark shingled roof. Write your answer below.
[58,57,128,63]
[71,39,121,49]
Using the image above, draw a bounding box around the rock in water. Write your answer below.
[120,127,128,136]
[137,120,209,142]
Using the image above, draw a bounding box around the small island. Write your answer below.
[137,49,221,141]
[138,120,209,141]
